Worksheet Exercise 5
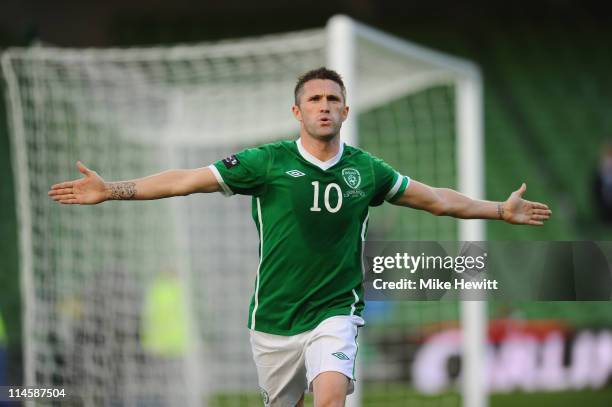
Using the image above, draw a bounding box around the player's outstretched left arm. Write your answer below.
[392,181,551,226]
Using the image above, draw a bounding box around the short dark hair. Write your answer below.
[294,67,346,105]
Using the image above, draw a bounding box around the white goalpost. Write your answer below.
[326,16,485,407]
[2,15,485,407]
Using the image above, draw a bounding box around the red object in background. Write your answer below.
[488,319,571,343]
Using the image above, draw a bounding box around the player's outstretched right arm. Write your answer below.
[48,161,220,205]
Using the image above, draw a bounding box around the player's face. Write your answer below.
[292,79,349,140]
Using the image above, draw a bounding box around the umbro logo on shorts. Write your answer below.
[286,169,305,177]
[332,352,350,360]
[259,388,270,406]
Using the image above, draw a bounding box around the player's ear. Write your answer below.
[341,105,349,122]
[291,104,302,122]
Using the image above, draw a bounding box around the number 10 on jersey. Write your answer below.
[310,181,343,213]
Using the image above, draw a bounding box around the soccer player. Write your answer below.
[48,67,551,407]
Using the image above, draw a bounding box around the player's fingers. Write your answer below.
[59,198,79,204]
[532,208,551,216]
[50,180,76,190]
[531,202,550,210]
[528,220,544,226]
[48,189,63,197]
[51,196,73,202]
[513,183,527,197]
[48,187,73,196]
[532,214,549,221]
[76,161,90,176]
[51,193,76,201]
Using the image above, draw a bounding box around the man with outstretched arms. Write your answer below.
[49,67,551,407]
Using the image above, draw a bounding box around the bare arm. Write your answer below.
[392,180,552,226]
[48,161,220,205]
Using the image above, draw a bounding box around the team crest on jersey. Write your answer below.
[342,168,361,189]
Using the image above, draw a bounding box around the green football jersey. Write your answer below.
[210,139,409,335]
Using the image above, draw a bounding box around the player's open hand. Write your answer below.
[48,161,108,205]
[502,183,552,226]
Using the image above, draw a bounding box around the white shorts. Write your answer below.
[250,315,364,407]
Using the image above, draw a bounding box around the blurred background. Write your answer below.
[1,0,612,406]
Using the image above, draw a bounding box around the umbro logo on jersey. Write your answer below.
[332,352,350,360]
[286,170,306,177]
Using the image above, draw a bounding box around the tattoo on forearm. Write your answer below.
[106,182,137,200]
[497,203,504,220]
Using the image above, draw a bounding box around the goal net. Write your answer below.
[2,15,484,407]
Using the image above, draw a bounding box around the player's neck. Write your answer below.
[299,134,341,162]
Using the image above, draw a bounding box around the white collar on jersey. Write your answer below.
[296,138,344,171]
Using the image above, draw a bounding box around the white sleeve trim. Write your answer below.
[208,164,234,197]
[385,172,404,201]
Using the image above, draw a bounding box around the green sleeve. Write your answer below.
[210,146,270,196]
[369,155,410,207]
